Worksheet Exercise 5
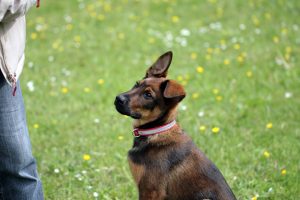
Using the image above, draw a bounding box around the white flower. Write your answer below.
[209,22,222,30]
[48,56,54,62]
[35,24,44,32]
[180,28,191,36]
[54,168,60,174]
[255,28,261,34]
[50,76,56,83]
[180,104,187,111]
[78,3,85,10]
[231,37,237,43]
[64,15,72,23]
[199,27,208,34]
[175,37,187,47]
[26,81,35,92]
[165,32,173,41]
[94,118,100,123]
[239,24,246,30]
[75,173,81,178]
[61,80,68,86]
[198,111,205,117]
[28,62,34,68]
[87,186,93,190]
[93,192,99,198]
[284,92,292,98]
[82,170,87,174]
[62,68,71,76]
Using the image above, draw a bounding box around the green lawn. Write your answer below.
[23,0,299,199]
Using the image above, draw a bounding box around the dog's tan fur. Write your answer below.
[115,51,236,200]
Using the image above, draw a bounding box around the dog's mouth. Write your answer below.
[114,97,141,119]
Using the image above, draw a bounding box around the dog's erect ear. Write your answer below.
[163,80,186,102]
[145,51,173,78]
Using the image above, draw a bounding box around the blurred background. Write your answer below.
[24,0,299,199]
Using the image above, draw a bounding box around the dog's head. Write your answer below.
[114,51,186,127]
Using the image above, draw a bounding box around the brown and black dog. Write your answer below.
[114,51,236,200]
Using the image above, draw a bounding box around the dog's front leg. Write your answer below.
[139,188,166,200]
[138,177,167,200]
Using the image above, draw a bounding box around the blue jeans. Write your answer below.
[0,73,43,200]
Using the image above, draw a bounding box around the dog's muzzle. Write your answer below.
[114,94,141,119]
[114,94,130,115]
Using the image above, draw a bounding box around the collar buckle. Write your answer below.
[133,129,140,137]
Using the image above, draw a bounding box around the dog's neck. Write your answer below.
[133,106,178,129]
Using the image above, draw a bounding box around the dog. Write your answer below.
[114,51,236,200]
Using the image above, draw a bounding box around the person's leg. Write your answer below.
[0,73,43,200]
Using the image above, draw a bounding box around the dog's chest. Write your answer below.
[128,138,192,172]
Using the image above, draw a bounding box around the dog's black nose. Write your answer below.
[115,95,128,105]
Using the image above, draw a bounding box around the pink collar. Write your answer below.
[133,120,177,137]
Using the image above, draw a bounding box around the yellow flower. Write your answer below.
[285,46,292,53]
[281,169,287,176]
[171,15,179,23]
[206,48,213,54]
[281,28,288,35]
[284,53,290,61]
[74,35,81,43]
[251,196,258,200]
[212,127,220,133]
[84,87,91,93]
[87,4,95,12]
[31,32,38,40]
[190,52,197,60]
[148,37,156,44]
[181,80,187,86]
[252,15,260,26]
[224,59,230,65]
[208,0,217,4]
[199,126,206,132]
[104,3,112,12]
[263,151,270,158]
[220,39,226,45]
[212,88,219,94]
[216,96,223,101]
[97,14,105,21]
[241,52,248,57]
[237,55,244,63]
[83,154,91,161]
[266,122,273,129]
[216,7,223,17]
[233,44,240,50]
[214,48,220,54]
[205,54,211,60]
[52,40,61,49]
[33,123,39,129]
[118,32,125,40]
[192,93,199,99]
[196,66,204,73]
[66,24,73,31]
[273,36,279,43]
[118,136,124,140]
[177,75,183,81]
[246,71,253,78]
[61,87,69,94]
[264,12,272,20]
[98,79,104,85]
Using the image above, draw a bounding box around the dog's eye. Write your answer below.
[143,91,152,99]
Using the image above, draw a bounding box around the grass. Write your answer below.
[22,0,299,199]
